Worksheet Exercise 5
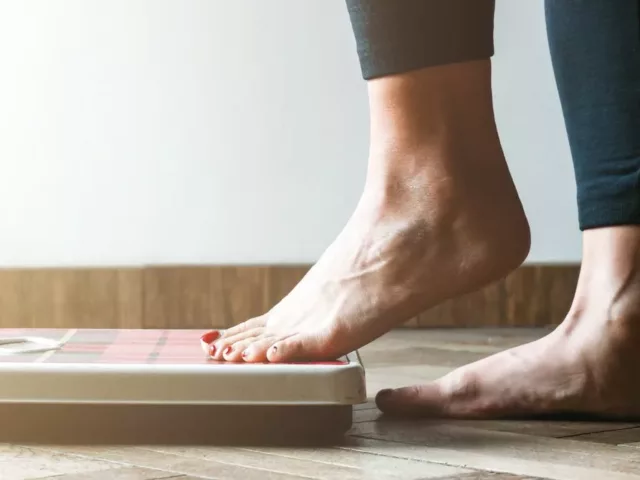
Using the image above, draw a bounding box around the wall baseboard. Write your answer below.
[0,264,579,329]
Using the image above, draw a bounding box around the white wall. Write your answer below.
[0,0,580,267]
[493,1,580,263]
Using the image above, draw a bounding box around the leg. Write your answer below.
[378,0,640,418]
[205,0,529,363]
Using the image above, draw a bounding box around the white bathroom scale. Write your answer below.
[0,328,367,445]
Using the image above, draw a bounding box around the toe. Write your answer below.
[222,337,259,362]
[200,330,221,354]
[220,316,267,338]
[240,336,279,363]
[266,333,328,363]
[375,383,449,417]
[209,328,265,360]
[376,367,485,418]
[220,328,265,346]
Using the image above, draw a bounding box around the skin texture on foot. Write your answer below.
[212,186,526,363]
[376,226,640,420]
[203,61,530,364]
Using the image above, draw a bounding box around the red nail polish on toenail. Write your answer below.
[224,346,233,355]
[201,331,220,344]
[209,344,217,356]
[242,350,249,359]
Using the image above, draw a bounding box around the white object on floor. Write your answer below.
[0,337,64,355]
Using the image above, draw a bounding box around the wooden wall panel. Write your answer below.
[216,267,270,327]
[264,266,308,307]
[416,265,579,328]
[417,282,504,328]
[501,265,579,327]
[142,266,309,329]
[0,268,142,328]
[143,267,215,329]
[0,265,580,329]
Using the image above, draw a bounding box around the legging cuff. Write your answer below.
[346,0,496,80]
[578,180,640,230]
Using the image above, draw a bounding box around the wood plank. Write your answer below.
[0,268,142,329]
[359,345,490,369]
[0,265,578,328]
[439,420,640,440]
[352,403,640,440]
[569,427,640,445]
[434,474,546,480]
[353,400,378,411]
[348,422,640,479]
[37,447,324,480]
[353,408,383,423]
[143,266,281,329]
[239,445,473,479]
[545,266,581,327]
[363,364,452,394]
[417,282,503,328]
[0,445,115,480]
[264,266,308,307]
[503,266,546,327]
[502,265,578,327]
[37,466,185,479]
[343,436,640,480]
[143,267,214,329]
[217,266,269,327]
[378,327,549,350]
[145,446,364,480]
[145,445,471,480]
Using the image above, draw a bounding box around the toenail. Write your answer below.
[200,331,220,344]
[224,346,233,355]
[377,389,392,400]
[209,344,217,356]
[270,345,278,354]
[242,350,250,359]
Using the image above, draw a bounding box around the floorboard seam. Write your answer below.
[559,425,640,440]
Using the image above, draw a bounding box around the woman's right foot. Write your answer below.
[377,226,640,420]
[205,61,531,363]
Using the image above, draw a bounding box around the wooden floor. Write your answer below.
[6,328,640,480]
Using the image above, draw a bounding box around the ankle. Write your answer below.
[574,226,640,299]
[364,60,517,216]
[582,226,640,275]
[566,226,640,331]
[367,60,497,153]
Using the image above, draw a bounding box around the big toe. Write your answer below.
[375,382,451,417]
[376,367,489,418]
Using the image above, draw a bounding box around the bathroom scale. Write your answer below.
[0,328,366,445]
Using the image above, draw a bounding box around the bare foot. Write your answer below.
[205,61,530,363]
[376,226,640,420]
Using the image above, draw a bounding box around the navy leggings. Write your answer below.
[346,1,640,230]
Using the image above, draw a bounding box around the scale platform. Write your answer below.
[0,328,367,445]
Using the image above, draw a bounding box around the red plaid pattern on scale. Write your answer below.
[0,329,347,366]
